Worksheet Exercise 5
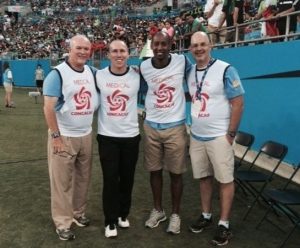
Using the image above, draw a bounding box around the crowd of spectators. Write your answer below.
[0,0,300,60]
[0,0,165,59]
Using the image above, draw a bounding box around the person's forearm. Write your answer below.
[44,97,59,132]
[228,96,244,132]
[233,7,239,25]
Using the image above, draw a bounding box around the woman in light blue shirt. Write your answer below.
[2,61,15,108]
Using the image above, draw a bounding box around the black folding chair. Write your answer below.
[234,131,255,169]
[256,163,300,248]
[234,131,255,196]
[235,140,288,220]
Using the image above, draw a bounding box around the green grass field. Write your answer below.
[0,88,299,248]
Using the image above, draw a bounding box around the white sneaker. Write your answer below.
[145,209,167,228]
[105,224,117,238]
[118,217,130,228]
[166,214,181,234]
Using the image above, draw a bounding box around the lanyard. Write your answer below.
[195,58,216,100]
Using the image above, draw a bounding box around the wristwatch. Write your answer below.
[51,131,61,139]
[227,131,236,138]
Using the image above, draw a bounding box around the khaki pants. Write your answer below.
[189,135,234,184]
[225,27,245,43]
[143,123,187,174]
[207,25,226,45]
[48,132,92,229]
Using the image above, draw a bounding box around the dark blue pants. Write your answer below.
[97,134,140,226]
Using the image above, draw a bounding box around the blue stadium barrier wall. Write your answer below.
[0,59,51,87]
[1,40,299,164]
[208,40,300,166]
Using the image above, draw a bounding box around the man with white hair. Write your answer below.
[43,34,99,241]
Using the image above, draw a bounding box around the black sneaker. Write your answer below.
[189,215,212,233]
[211,225,233,246]
[73,215,90,227]
[56,228,75,241]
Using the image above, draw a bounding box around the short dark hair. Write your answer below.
[152,31,172,43]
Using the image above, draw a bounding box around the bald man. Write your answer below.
[43,34,99,241]
[187,32,244,246]
[96,40,141,238]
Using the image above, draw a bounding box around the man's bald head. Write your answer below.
[191,31,211,46]
[152,31,172,44]
[189,31,212,68]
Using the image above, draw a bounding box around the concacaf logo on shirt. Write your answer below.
[107,89,129,116]
[71,86,93,115]
[154,83,175,108]
[74,86,92,110]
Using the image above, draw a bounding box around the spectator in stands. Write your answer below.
[91,37,107,59]
[96,39,141,239]
[2,61,15,108]
[137,37,145,55]
[184,12,207,47]
[276,0,300,36]
[277,0,300,16]
[43,34,99,241]
[165,19,175,38]
[35,64,45,94]
[187,31,244,246]
[204,0,226,45]
[148,20,159,38]
[218,0,245,43]
[174,16,187,50]
[254,0,278,38]
[158,21,167,33]
[140,31,192,235]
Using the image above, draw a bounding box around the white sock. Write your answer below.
[218,220,229,229]
[202,212,212,220]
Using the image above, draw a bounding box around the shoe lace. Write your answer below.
[170,215,179,226]
[218,225,229,237]
[197,215,209,225]
[149,209,159,220]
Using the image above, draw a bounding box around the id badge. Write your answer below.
[191,100,202,118]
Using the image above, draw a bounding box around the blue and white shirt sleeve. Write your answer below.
[224,66,245,99]
[43,70,65,111]
[43,70,62,98]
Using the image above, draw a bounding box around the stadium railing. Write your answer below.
[173,10,300,54]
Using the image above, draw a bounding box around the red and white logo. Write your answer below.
[74,86,92,110]
[107,89,129,112]
[198,93,209,112]
[191,93,210,118]
[154,83,175,104]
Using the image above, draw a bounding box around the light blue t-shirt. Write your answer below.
[43,69,64,111]
[2,68,12,84]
